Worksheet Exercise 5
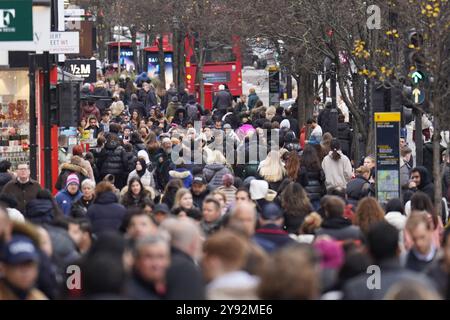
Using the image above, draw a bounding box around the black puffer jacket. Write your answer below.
[98,139,128,177]
[337,122,352,157]
[299,166,326,202]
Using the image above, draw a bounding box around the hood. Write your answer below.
[137,150,150,165]
[169,169,191,180]
[61,163,88,177]
[0,172,12,184]
[26,198,54,218]
[205,164,225,172]
[414,166,432,189]
[105,139,121,150]
[83,104,96,112]
[174,107,186,117]
[94,191,119,205]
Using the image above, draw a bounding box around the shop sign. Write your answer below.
[0,0,33,41]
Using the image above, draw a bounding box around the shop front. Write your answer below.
[0,69,31,170]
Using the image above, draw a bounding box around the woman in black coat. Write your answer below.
[87,181,127,235]
[298,145,326,211]
[346,166,375,208]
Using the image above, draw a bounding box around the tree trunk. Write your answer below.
[196,43,206,108]
[157,35,166,89]
[178,31,186,90]
[131,25,139,73]
[173,28,179,88]
[433,109,443,219]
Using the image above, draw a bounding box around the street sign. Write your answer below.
[412,87,425,104]
[268,66,280,106]
[375,112,401,204]
[50,31,79,54]
[0,0,33,41]
[64,59,97,83]
[64,8,85,17]
[411,70,425,84]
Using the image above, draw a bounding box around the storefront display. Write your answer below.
[0,70,30,170]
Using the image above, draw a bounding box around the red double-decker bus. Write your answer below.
[143,35,243,99]
[184,36,243,99]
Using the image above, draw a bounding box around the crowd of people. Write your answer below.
[1,73,450,300]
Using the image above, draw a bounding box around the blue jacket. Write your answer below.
[55,189,82,216]
[25,198,56,224]
[253,224,295,253]
[87,191,126,235]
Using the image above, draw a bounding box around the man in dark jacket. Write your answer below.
[247,88,259,110]
[191,176,210,210]
[317,101,338,137]
[409,166,435,202]
[125,235,170,300]
[138,82,158,111]
[96,125,129,189]
[285,108,299,137]
[213,84,233,119]
[426,227,450,297]
[2,163,42,214]
[337,114,352,158]
[162,219,205,300]
[253,202,294,253]
[128,94,147,118]
[315,196,363,242]
[200,197,223,236]
[343,222,437,299]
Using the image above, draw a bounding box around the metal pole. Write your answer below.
[42,52,52,189]
[415,109,423,166]
[28,54,37,180]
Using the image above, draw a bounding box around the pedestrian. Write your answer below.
[127,158,156,190]
[200,197,223,236]
[125,235,170,300]
[306,118,323,144]
[322,139,353,190]
[404,213,438,272]
[2,163,42,214]
[55,174,83,216]
[160,218,205,300]
[247,88,259,110]
[161,179,184,210]
[315,196,363,242]
[191,176,210,210]
[213,84,233,119]
[80,99,101,122]
[343,222,436,299]
[257,150,286,192]
[407,166,435,203]
[426,227,450,297]
[257,244,319,300]
[227,202,258,237]
[203,150,233,191]
[202,230,258,300]
[87,181,127,235]
[25,190,64,225]
[384,198,407,250]
[0,160,13,193]
[280,182,313,235]
[67,218,93,255]
[0,235,47,300]
[354,197,385,237]
[253,202,295,253]
[173,188,195,211]
[121,177,152,209]
[400,147,413,193]
[298,145,327,210]
[337,114,352,158]
[124,209,158,241]
[216,174,238,208]
[346,166,375,207]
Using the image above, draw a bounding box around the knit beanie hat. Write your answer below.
[66,174,80,187]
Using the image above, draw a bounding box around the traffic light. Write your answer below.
[50,85,59,125]
[406,29,425,70]
[371,83,390,113]
[58,82,80,128]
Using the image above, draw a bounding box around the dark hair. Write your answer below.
[301,145,321,171]
[410,191,438,230]
[0,160,11,173]
[306,118,316,125]
[203,196,221,212]
[126,177,146,197]
[80,253,125,297]
[330,139,341,161]
[323,196,345,218]
[130,132,143,145]
[385,198,404,215]
[338,114,345,123]
[327,186,347,201]
[367,222,399,262]
[37,189,64,221]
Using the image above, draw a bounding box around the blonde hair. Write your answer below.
[207,150,227,165]
[174,188,192,209]
[259,150,286,182]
